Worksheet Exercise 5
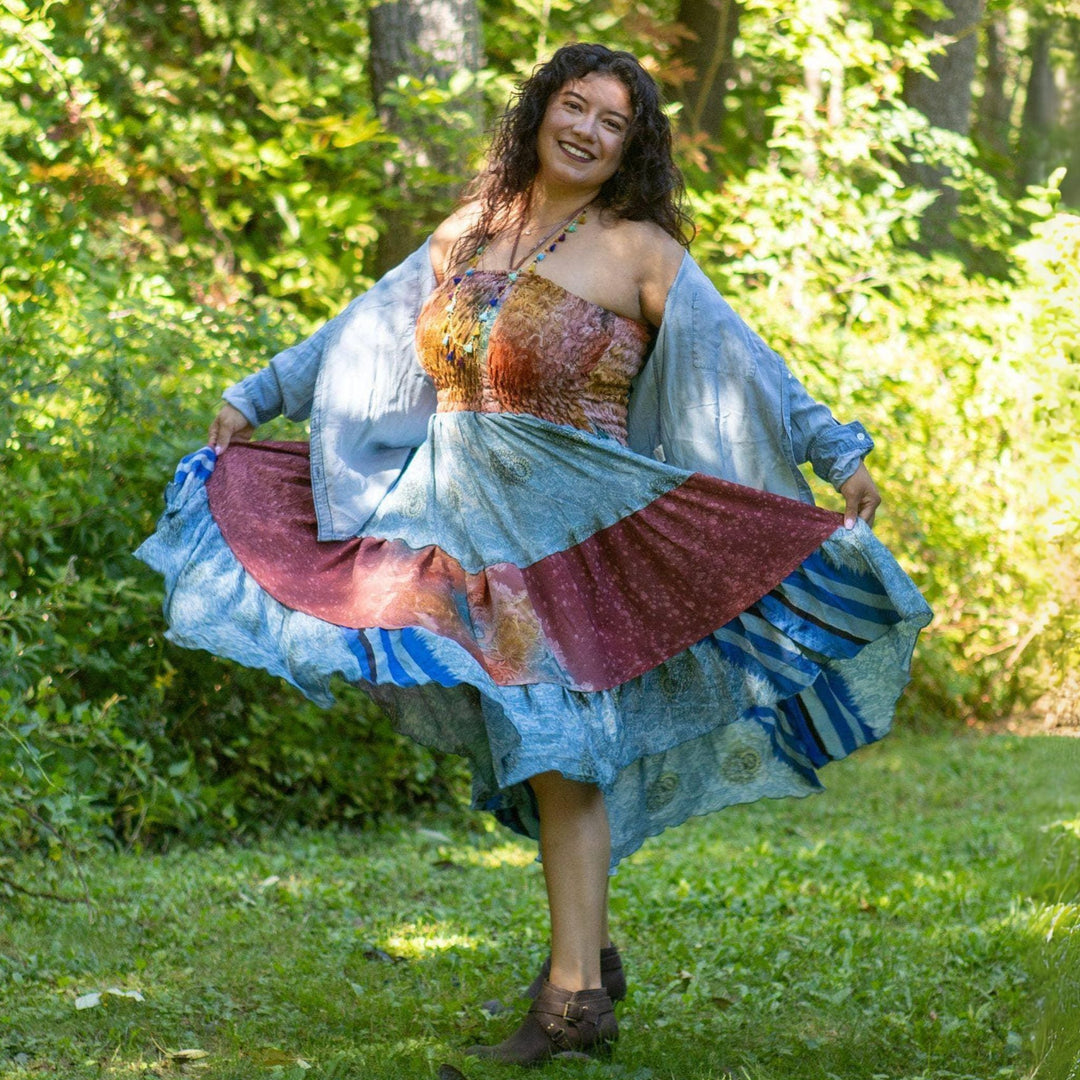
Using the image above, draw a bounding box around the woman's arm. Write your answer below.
[635,253,879,521]
[628,223,685,327]
[210,238,440,453]
[639,233,682,324]
[429,201,484,283]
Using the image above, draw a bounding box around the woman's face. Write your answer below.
[535,72,632,194]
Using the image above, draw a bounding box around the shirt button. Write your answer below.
[856,432,866,441]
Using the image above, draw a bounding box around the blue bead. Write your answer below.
[536,252,545,261]
[452,276,462,284]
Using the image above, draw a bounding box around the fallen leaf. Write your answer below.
[711,995,736,1010]
[166,1049,209,1061]
[75,988,145,1010]
[250,1047,300,1066]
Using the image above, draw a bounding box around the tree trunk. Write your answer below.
[673,0,741,150]
[1017,23,1060,190]
[1060,21,1080,208]
[974,9,1011,162]
[902,0,983,248]
[368,0,483,277]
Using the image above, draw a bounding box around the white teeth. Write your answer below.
[559,142,593,161]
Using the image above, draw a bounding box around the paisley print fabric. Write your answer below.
[415,271,651,443]
[136,273,932,869]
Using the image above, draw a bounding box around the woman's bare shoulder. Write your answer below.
[430,201,484,281]
[599,216,683,255]
[600,218,687,326]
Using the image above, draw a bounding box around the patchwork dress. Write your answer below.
[136,268,932,868]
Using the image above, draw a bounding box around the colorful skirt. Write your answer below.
[135,410,932,867]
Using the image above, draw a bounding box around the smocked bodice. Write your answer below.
[415,270,651,444]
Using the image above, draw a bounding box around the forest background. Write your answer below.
[2,0,1079,885]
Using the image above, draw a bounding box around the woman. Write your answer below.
[137,43,931,1065]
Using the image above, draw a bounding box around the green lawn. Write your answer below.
[1,732,1078,1080]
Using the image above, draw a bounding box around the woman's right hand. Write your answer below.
[207,403,255,453]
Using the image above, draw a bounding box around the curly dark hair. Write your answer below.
[452,43,694,269]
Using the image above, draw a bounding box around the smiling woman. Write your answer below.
[441,43,693,326]
[136,42,931,1067]
[535,75,631,191]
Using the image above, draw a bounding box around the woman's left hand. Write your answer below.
[839,462,880,529]
[208,403,255,454]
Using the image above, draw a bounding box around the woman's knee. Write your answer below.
[528,771,604,814]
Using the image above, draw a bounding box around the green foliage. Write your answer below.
[0,0,465,881]
[8,0,398,314]
[482,0,679,79]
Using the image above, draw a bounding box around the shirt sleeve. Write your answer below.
[783,360,875,489]
[222,318,336,427]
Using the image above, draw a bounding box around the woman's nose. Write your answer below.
[571,112,597,140]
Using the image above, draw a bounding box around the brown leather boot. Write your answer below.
[467,981,618,1065]
[524,944,626,1003]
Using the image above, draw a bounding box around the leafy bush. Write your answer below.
[0,4,466,885]
[692,83,1079,722]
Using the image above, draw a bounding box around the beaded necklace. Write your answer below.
[441,200,591,366]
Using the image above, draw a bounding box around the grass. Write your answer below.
[1,731,1078,1080]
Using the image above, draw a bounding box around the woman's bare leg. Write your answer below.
[467,771,616,1063]
[529,770,611,991]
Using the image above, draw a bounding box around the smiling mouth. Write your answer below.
[558,141,594,162]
